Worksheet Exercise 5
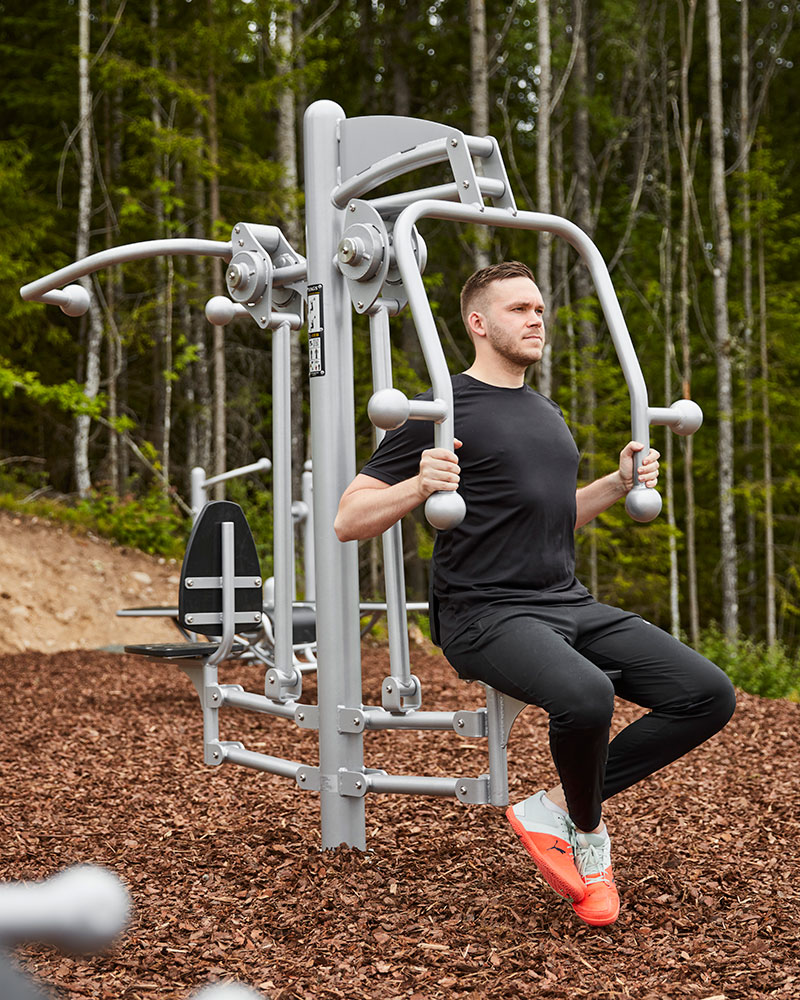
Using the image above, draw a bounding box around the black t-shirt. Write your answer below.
[360,373,592,646]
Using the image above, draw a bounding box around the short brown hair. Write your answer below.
[460,261,536,331]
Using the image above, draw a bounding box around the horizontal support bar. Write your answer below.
[366,773,460,797]
[367,177,506,215]
[361,709,457,731]
[185,576,261,590]
[201,458,271,488]
[222,742,307,779]
[219,685,297,719]
[184,611,262,626]
[333,135,495,207]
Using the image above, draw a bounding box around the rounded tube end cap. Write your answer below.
[60,284,91,317]
[670,399,704,436]
[625,486,662,523]
[425,491,466,530]
[205,296,238,326]
[368,387,410,430]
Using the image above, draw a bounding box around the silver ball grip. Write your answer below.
[669,399,703,436]
[625,485,662,523]
[425,490,466,530]
[367,387,410,431]
[59,284,91,317]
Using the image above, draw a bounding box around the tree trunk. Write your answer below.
[757,176,776,646]
[707,0,738,639]
[536,0,553,398]
[676,0,700,645]
[469,0,491,270]
[207,0,225,496]
[74,0,103,499]
[739,0,757,631]
[275,6,304,507]
[572,0,598,596]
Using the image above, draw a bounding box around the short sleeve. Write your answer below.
[360,417,435,486]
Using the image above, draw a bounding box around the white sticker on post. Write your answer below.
[307,283,325,377]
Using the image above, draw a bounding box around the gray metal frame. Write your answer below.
[20,102,703,851]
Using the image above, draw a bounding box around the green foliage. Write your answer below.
[698,626,800,703]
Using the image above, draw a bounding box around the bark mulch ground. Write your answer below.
[1,646,798,999]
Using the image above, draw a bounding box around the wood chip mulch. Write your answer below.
[1,647,798,999]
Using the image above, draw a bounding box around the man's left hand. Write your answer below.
[618,441,660,492]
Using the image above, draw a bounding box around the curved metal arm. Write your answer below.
[392,199,701,525]
[20,238,232,311]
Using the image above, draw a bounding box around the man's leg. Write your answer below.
[444,611,617,915]
[573,604,737,801]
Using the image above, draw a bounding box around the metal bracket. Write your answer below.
[381,675,422,713]
[294,704,319,730]
[226,223,307,326]
[205,684,225,709]
[205,738,243,767]
[296,765,321,791]
[337,201,390,314]
[446,136,484,210]
[338,768,385,797]
[481,136,517,214]
[452,708,487,738]
[184,610,262,627]
[338,706,366,733]
[265,666,303,704]
[454,775,491,805]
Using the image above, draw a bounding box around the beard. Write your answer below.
[484,317,544,369]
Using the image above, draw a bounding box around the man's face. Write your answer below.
[474,276,546,368]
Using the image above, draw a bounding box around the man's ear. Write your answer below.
[468,310,487,340]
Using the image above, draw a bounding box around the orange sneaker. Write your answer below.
[571,830,620,926]
[506,791,586,902]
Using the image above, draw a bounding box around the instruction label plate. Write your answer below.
[307,283,325,377]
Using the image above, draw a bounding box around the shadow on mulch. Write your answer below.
[0,647,798,1000]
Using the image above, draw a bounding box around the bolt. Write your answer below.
[339,237,358,264]
[460,785,467,795]
[386,684,393,694]
[450,138,458,147]
[253,613,260,622]
[355,780,363,790]
[353,717,361,726]
[186,578,194,587]
[457,718,465,728]
[211,692,219,702]
[213,751,220,760]
[349,203,356,212]
[238,239,244,247]
[299,773,307,783]
[357,301,364,310]
[186,615,194,624]
[254,578,261,587]
[298,712,305,722]
[268,676,275,685]
[260,316,267,323]
[235,225,241,234]
[462,180,470,189]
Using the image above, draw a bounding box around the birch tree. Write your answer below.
[536,0,553,397]
[707,0,738,639]
[74,0,104,498]
[469,0,491,270]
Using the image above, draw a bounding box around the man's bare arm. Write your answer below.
[335,444,461,542]
[575,441,660,529]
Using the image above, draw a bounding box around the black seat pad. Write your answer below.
[265,606,317,645]
[124,642,247,659]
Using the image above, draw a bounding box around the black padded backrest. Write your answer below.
[178,501,262,638]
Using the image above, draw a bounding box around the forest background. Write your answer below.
[1,0,798,683]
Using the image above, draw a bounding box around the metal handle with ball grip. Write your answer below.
[367,387,465,530]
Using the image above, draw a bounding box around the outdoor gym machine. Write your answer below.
[21,101,703,851]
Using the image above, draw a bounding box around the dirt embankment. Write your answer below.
[0,509,180,654]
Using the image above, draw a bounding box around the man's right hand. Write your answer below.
[416,439,462,499]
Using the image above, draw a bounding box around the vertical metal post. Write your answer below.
[301,461,315,602]
[304,101,366,849]
[368,307,413,694]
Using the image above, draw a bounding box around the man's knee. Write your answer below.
[552,672,616,732]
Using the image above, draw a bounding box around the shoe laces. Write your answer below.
[574,837,612,886]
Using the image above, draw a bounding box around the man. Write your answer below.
[334,261,735,927]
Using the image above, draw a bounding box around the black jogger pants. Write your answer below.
[442,602,736,832]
